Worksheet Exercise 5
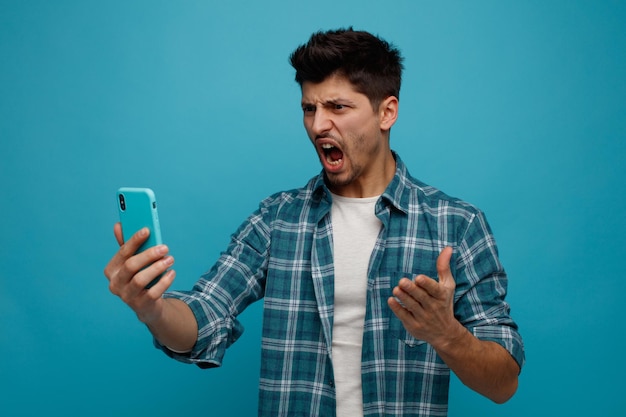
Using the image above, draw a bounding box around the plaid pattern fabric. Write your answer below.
[158,153,525,416]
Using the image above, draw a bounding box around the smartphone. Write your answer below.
[116,187,163,288]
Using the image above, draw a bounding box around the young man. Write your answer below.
[104,28,524,416]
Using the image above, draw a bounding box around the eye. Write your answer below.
[334,104,345,110]
[302,105,316,114]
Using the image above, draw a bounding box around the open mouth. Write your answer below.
[321,143,344,166]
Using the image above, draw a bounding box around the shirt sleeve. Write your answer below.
[452,209,526,371]
[154,206,271,368]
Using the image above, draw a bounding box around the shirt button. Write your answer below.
[329,380,334,388]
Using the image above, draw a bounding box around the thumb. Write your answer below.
[114,222,124,247]
[436,246,454,286]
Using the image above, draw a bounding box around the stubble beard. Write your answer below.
[322,132,368,190]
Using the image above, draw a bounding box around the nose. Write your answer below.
[309,108,332,137]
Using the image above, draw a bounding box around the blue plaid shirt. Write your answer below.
[158,153,525,416]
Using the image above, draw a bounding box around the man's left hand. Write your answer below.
[387,246,463,347]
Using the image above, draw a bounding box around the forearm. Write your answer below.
[143,298,198,353]
[433,322,520,404]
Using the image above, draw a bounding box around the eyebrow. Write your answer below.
[301,98,356,107]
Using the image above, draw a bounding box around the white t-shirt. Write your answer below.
[330,193,382,417]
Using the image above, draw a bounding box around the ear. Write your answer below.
[378,96,399,131]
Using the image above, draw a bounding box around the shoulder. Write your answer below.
[252,174,326,224]
[417,178,481,217]
[390,152,483,221]
[394,163,495,245]
[260,175,320,208]
[398,167,483,223]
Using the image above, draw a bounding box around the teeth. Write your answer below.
[326,156,342,165]
[320,143,341,165]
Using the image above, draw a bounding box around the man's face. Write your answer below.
[301,74,394,197]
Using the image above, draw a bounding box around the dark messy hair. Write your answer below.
[289,28,404,109]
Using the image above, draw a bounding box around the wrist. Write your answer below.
[431,320,469,354]
[135,299,166,326]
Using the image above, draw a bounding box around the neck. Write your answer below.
[328,150,396,198]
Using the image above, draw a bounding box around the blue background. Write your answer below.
[1,1,625,415]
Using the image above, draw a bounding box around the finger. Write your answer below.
[110,244,168,292]
[104,223,131,277]
[145,268,176,298]
[387,296,413,322]
[132,255,174,289]
[104,226,140,282]
[123,244,170,275]
[413,273,440,295]
[113,222,124,246]
[393,280,425,312]
[120,255,175,301]
[436,246,454,287]
[118,227,151,258]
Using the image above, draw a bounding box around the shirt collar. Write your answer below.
[381,151,412,215]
